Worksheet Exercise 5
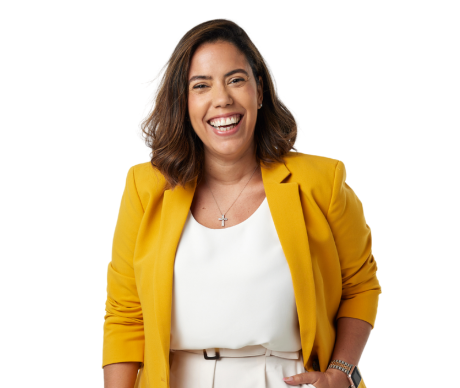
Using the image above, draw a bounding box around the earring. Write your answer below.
[259,103,263,108]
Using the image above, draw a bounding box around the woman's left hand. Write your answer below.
[283,368,350,387]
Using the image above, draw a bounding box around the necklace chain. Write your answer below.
[204,164,259,226]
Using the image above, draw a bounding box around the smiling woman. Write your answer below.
[102,19,381,388]
[188,43,262,157]
[139,20,297,191]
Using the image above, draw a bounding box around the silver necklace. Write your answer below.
[204,164,259,227]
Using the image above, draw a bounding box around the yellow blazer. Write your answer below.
[102,151,381,388]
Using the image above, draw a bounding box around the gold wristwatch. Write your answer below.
[327,359,363,388]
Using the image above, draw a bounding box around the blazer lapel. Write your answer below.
[153,160,317,369]
[261,162,317,362]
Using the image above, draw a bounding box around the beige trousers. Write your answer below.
[169,345,316,388]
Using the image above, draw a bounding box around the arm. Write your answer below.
[102,166,145,384]
[331,317,372,367]
[284,161,381,387]
[284,317,372,387]
[328,160,381,327]
[324,317,372,387]
[104,362,141,388]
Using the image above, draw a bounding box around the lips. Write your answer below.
[208,114,244,136]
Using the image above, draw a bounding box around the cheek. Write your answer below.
[187,94,195,114]
[247,86,256,98]
[241,85,257,107]
[187,97,208,136]
[188,96,202,122]
[244,87,258,112]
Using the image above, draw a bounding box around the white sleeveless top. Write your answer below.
[170,197,302,352]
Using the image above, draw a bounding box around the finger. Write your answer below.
[283,372,320,385]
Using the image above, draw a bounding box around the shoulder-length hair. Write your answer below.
[141,19,297,190]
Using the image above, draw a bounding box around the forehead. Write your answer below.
[188,41,250,77]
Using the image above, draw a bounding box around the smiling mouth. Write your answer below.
[208,114,243,132]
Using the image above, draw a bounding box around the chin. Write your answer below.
[213,139,252,156]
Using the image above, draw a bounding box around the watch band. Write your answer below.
[328,359,353,374]
[327,359,361,388]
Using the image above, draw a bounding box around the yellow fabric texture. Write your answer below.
[102,152,382,388]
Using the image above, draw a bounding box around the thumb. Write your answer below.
[283,371,321,386]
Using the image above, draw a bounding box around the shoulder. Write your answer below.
[283,151,342,183]
[282,151,345,214]
[127,161,167,207]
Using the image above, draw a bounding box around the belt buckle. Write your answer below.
[203,348,220,360]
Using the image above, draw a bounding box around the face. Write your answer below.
[187,41,263,161]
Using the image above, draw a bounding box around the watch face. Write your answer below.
[351,367,362,387]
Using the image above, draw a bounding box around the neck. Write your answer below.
[202,146,259,187]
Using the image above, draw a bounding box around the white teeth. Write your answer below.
[209,114,241,128]
[216,123,237,132]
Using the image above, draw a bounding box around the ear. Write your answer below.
[257,76,264,105]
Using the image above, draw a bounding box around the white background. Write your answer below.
[1,1,459,387]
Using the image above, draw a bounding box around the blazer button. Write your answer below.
[312,359,320,371]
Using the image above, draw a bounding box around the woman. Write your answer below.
[102,19,381,388]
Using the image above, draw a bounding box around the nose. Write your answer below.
[212,82,233,108]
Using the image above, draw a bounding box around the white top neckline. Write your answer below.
[188,197,268,231]
[171,194,302,351]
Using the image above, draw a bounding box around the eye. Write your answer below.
[230,78,245,84]
[193,84,207,89]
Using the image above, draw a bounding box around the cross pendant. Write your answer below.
[218,214,228,227]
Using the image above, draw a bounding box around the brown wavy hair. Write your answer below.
[141,19,298,190]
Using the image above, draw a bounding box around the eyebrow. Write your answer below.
[188,68,249,85]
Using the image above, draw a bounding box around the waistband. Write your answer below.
[171,344,301,360]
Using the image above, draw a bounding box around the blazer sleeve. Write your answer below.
[326,160,382,328]
[102,166,145,368]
